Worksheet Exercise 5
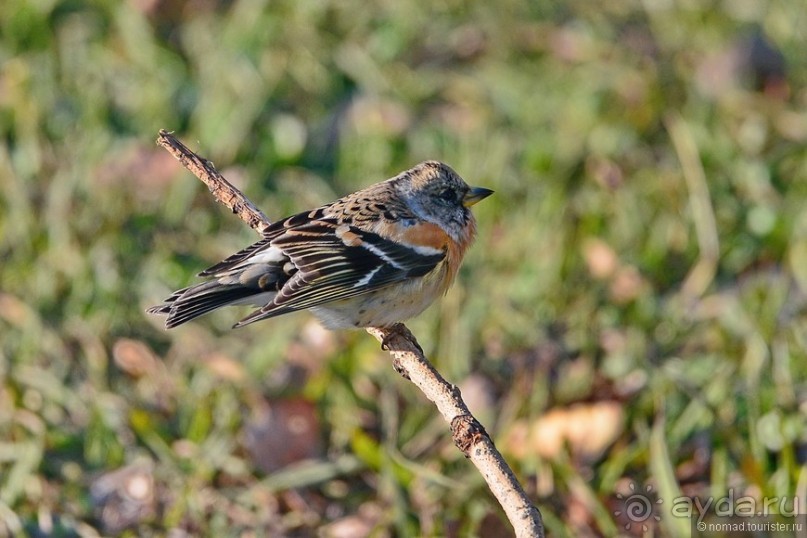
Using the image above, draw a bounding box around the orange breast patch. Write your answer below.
[397,222,451,252]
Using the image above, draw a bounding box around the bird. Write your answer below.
[147,160,493,330]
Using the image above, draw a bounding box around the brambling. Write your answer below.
[148,161,493,330]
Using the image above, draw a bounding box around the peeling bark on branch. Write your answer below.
[155,130,545,538]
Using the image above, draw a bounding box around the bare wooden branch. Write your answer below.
[157,130,272,233]
[367,325,545,537]
[155,130,545,538]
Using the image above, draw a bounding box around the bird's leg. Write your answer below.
[379,323,425,380]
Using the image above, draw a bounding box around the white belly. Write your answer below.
[310,275,445,329]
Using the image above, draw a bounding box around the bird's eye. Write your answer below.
[438,188,455,201]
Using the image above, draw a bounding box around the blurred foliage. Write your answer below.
[1,0,806,535]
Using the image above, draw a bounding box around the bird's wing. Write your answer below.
[200,216,446,327]
[197,209,327,277]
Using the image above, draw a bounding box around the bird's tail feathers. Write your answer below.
[147,280,265,329]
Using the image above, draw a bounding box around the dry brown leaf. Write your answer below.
[582,239,618,280]
[202,353,246,382]
[506,401,624,461]
[112,339,159,378]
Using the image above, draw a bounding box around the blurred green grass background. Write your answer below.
[1,0,806,536]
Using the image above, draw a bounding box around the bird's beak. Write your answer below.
[463,187,494,207]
